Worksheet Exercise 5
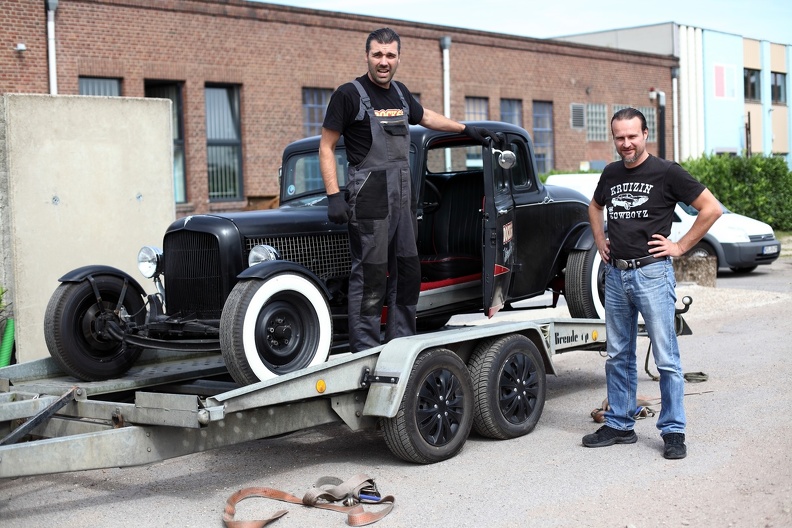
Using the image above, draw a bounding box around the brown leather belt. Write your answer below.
[613,255,667,270]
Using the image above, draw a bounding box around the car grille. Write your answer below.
[749,234,775,242]
[163,230,224,319]
[246,233,351,279]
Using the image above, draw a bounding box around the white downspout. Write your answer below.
[47,0,59,95]
[672,69,680,163]
[440,36,452,170]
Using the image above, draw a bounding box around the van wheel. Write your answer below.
[220,274,331,385]
[566,246,605,319]
[469,334,546,439]
[382,348,473,464]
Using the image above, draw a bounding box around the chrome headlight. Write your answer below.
[137,246,163,278]
[248,244,281,267]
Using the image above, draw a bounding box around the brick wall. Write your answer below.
[1,0,677,214]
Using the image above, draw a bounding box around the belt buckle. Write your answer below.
[615,259,630,270]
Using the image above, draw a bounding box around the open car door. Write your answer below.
[482,138,516,317]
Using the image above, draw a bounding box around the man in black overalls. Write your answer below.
[320,27,491,352]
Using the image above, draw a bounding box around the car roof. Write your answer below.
[283,121,529,153]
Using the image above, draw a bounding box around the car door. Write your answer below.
[482,141,516,318]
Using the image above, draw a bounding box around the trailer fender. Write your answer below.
[57,265,147,297]
[362,321,555,419]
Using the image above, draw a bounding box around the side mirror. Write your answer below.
[492,148,517,169]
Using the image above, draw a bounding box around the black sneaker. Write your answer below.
[663,433,687,459]
[582,425,637,447]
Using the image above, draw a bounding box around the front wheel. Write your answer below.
[381,348,474,464]
[220,274,332,385]
[44,275,146,381]
[566,245,605,319]
[469,334,546,439]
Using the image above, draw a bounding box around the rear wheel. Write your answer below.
[382,348,473,464]
[220,274,332,385]
[469,334,546,439]
[566,245,605,319]
[44,275,146,381]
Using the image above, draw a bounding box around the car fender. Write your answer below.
[695,232,725,267]
[568,223,595,251]
[58,265,148,297]
[237,260,331,298]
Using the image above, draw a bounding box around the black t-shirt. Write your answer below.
[593,155,705,260]
[322,75,424,166]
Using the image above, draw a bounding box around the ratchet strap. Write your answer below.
[223,474,394,527]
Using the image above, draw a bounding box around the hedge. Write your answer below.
[681,154,792,231]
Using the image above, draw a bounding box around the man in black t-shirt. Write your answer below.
[319,28,491,353]
[583,108,722,459]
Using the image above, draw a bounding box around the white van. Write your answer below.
[545,173,781,273]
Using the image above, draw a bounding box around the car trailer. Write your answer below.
[0,308,690,479]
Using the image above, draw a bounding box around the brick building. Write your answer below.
[1,0,678,215]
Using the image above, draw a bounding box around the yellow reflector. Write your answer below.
[316,379,327,393]
[592,330,599,341]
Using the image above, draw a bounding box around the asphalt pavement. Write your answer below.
[1,259,791,528]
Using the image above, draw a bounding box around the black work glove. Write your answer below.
[327,191,350,224]
[463,125,494,146]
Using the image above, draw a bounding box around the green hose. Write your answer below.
[0,318,14,367]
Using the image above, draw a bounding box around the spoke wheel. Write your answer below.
[382,348,473,464]
[469,334,546,439]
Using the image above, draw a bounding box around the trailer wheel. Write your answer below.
[44,276,146,381]
[469,334,546,439]
[381,348,473,464]
[566,245,605,319]
[220,274,331,385]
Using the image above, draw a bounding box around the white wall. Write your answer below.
[0,94,174,362]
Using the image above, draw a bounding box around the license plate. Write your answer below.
[762,245,779,255]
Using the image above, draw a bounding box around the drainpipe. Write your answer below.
[47,0,59,95]
[439,36,452,170]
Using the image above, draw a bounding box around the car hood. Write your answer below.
[710,211,775,240]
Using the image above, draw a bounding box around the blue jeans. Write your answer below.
[603,259,685,436]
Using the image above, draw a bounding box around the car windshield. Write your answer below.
[281,146,419,204]
[677,201,730,216]
[281,149,349,203]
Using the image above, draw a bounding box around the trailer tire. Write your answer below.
[382,348,473,464]
[44,276,146,381]
[220,274,331,385]
[566,246,605,319]
[469,334,546,439]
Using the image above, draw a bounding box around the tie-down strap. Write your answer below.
[222,473,394,527]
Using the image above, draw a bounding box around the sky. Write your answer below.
[261,0,792,46]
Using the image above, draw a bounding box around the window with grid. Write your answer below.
[532,101,554,175]
[146,81,187,204]
[586,104,608,141]
[771,72,786,104]
[205,85,243,201]
[500,99,523,127]
[744,69,761,101]
[302,88,333,137]
[465,97,489,167]
[79,77,121,96]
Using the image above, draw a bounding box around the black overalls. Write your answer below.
[345,80,420,353]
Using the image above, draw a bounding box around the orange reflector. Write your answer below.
[316,379,327,393]
[592,330,599,341]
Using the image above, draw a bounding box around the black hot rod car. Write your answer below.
[44,121,603,385]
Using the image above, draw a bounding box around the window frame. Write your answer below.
[744,68,761,102]
[302,87,333,137]
[205,84,243,202]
